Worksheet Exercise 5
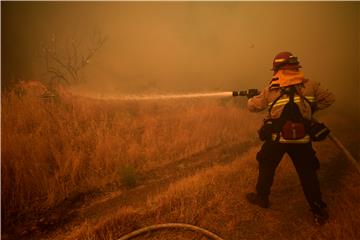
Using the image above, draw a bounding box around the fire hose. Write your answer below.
[311,116,360,175]
[328,132,360,175]
[117,223,224,240]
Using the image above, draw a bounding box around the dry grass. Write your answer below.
[1,87,259,224]
[2,85,359,240]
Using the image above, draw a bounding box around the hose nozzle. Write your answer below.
[232,89,260,98]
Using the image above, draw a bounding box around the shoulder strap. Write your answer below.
[286,86,296,102]
[302,96,315,113]
[268,88,289,115]
[294,85,315,114]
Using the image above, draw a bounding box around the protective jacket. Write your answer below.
[248,69,335,143]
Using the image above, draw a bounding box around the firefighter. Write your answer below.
[246,51,335,225]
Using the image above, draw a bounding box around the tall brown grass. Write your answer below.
[3,85,359,240]
[1,87,259,223]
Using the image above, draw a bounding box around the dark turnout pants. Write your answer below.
[256,141,323,210]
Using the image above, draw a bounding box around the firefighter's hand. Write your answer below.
[247,93,258,99]
[247,89,260,99]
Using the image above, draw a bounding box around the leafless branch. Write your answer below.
[39,31,107,88]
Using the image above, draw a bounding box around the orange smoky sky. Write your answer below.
[2,2,360,116]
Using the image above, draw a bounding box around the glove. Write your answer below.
[247,89,260,99]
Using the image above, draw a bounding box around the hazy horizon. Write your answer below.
[2,2,360,116]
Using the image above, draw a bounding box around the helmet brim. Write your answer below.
[271,64,302,71]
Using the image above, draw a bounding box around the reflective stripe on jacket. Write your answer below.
[272,133,311,144]
[248,75,335,120]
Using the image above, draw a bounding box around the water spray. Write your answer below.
[120,91,233,100]
[89,91,234,101]
[87,89,261,101]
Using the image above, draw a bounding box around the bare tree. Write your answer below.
[40,31,107,90]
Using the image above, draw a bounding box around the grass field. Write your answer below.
[2,83,359,240]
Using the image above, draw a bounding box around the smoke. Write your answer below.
[2,2,360,117]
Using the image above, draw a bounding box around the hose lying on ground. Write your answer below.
[312,117,359,175]
[328,132,360,175]
[117,223,224,240]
